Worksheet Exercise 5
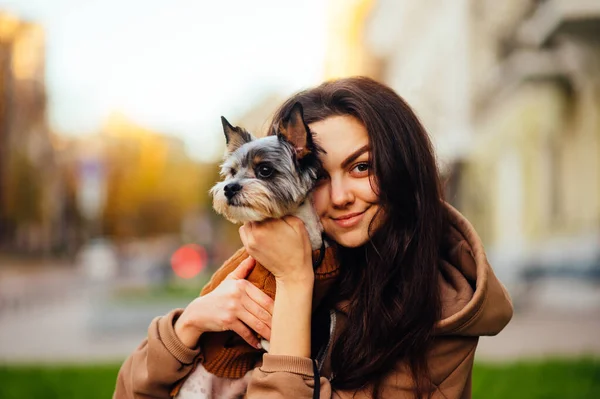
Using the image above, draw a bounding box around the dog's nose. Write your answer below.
[224,182,242,199]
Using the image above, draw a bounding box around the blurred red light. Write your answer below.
[170,244,207,279]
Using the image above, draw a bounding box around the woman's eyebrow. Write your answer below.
[341,145,370,169]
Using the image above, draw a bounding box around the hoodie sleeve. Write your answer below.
[247,355,334,398]
[247,355,445,398]
[113,309,202,399]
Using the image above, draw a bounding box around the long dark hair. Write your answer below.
[270,77,446,398]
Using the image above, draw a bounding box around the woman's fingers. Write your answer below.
[237,307,272,341]
[241,293,272,329]
[243,280,275,317]
[229,320,261,349]
[227,256,256,280]
[202,255,274,347]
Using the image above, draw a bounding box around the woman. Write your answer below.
[114,77,513,398]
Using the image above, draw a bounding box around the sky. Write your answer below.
[0,0,328,161]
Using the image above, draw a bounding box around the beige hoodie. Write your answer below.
[113,203,513,398]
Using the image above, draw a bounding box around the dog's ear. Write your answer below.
[221,116,253,153]
[277,102,312,159]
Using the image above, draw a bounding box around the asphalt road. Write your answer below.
[1,265,599,364]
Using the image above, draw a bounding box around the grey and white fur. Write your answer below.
[210,103,324,250]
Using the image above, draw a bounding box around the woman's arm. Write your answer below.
[238,217,316,357]
[113,256,274,398]
[113,309,201,399]
[245,276,338,398]
[269,277,313,357]
[239,216,337,398]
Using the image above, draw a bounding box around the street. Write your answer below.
[1,262,599,364]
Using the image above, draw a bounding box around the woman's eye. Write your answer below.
[351,162,370,175]
[256,165,274,178]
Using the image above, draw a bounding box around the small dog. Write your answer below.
[174,104,326,399]
[210,103,324,250]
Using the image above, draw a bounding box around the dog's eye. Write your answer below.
[229,168,237,176]
[256,164,274,178]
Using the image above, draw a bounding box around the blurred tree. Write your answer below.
[98,114,219,239]
[6,151,42,223]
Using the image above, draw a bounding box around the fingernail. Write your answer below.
[256,342,262,349]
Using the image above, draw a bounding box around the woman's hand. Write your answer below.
[174,256,274,349]
[239,216,314,285]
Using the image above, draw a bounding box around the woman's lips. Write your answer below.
[331,210,366,228]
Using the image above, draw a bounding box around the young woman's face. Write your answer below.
[310,115,381,248]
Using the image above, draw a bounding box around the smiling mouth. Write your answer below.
[331,209,368,228]
[332,211,365,221]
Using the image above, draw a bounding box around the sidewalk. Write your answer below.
[0,255,75,277]
[2,296,599,364]
[0,256,81,317]
[476,306,600,361]
[1,262,599,364]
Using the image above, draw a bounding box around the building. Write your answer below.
[0,12,64,254]
[459,0,600,281]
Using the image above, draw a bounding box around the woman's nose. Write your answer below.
[330,177,354,208]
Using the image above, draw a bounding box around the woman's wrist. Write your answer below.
[269,273,314,357]
[174,309,205,349]
[274,262,315,287]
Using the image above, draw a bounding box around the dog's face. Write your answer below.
[210,103,322,223]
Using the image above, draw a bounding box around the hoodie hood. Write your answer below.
[435,203,513,336]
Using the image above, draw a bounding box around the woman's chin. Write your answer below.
[327,230,370,248]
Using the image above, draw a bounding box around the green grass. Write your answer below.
[473,358,600,399]
[0,358,598,398]
[0,363,120,399]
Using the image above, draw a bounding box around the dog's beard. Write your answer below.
[210,180,300,224]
